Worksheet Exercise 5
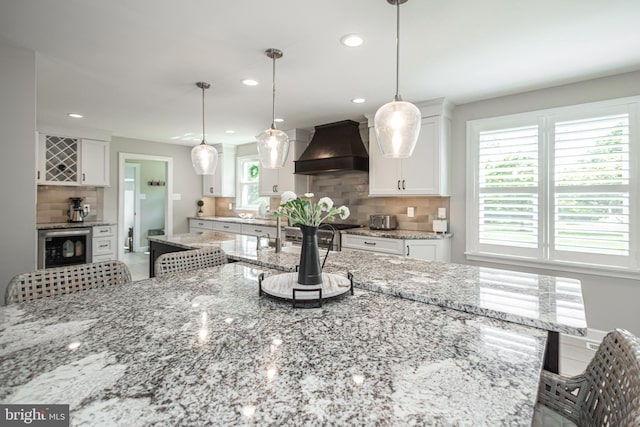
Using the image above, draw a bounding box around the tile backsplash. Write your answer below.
[309,172,449,231]
[212,172,449,231]
[37,186,103,223]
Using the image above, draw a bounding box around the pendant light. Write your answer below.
[191,81,219,175]
[256,48,290,169]
[374,0,421,158]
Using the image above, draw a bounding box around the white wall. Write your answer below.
[450,70,640,336]
[104,137,201,236]
[0,41,37,303]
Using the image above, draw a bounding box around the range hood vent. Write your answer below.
[294,120,368,175]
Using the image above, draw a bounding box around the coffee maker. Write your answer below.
[68,197,88,222]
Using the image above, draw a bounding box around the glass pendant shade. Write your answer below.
[256,127,289,168]
[374,99,421,158]
[191,141,218,175]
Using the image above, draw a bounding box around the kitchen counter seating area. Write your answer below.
[1,262,549,425]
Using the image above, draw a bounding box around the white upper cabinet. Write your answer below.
[81,139,110,186]
[259,129,310,197]
[37,134,110,186]
[368,98,451,196]
[202,144,236,197]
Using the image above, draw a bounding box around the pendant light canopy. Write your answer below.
[256,48,290,169]
[374,0,421,159]
[191,81,219,175]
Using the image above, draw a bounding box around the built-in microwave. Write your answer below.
[37,228,92,269]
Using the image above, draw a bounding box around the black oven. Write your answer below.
[38,228,92,269]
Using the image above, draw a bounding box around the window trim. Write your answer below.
[235,155,265,211]
[466,96,640,277]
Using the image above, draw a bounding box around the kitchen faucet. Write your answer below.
[275,216,282,253]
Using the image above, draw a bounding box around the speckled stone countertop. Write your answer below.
[343,228,452,240]
[37,221,116,230]
[188,216,281,228]
[0,263,547,426]
[149,233,587,336]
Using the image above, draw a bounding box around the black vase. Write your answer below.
[297,225,323,285]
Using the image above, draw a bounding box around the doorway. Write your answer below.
[118,153,173,270]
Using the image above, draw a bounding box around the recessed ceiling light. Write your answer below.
[340,34,364,47]
[67,113,83,118]
[225,130,235,134]
[242,79,259,86]
[351,98,366,104]
[274,118,284,123]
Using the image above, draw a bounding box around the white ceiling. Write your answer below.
[1,0,639,146]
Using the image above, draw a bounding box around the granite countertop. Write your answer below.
[0,263,547,425]
[150,233,587,336]
[37,221,116,230]
[343,228,452,240]
[188,216,281,228]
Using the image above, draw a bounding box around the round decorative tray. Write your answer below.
[258,272,354,307]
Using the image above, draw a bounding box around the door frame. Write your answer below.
[123,162,142,252]
[117,153,173,260]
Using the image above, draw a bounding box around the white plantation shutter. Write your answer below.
[467,98,638,273]
[477,125,539,254]
[552,114,630,263]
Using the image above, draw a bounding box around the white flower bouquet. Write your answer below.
[273,191,350,226]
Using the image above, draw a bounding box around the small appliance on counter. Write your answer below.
[68,197,88,223]
[369,214,398,230]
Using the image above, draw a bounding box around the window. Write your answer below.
[236,156,267,210]
[467,97,639,274]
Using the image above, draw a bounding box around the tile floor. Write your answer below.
[118,250,597,376]
[121,251,149,282]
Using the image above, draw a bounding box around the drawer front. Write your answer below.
[93,237,115,256]
[341,234,404,255]
[93,225,114,237]
[92,253,115,263]
[240,224,277,237]
[189,219,214,232]
[211,221,242,234]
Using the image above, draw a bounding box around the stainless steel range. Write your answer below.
[284,224,363,251]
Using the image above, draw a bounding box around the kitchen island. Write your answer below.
[149,232,587,336]
[1,263,548,425]
[149,232,587,375]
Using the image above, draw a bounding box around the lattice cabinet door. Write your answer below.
[37,134,80,185]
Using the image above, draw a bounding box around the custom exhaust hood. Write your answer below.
[294,120,368,175]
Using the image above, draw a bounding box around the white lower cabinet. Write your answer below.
[341,235,405,255]
[405,239,451,262]
[189,219,214,234]
[211,221,242,234]
[92,225,116,262]
[342,234,450,262]
[240,224,277,238]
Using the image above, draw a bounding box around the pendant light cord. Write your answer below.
[394,0,401,102]
[201,84,206,144]
[271,53,277,129]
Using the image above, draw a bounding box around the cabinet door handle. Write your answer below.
[209,187,214,193]
[397,180,401,190]
[223,225,230,229]
[99,229,109,233]
[198,222,204,226]
[364,241,376,246]
[275,184,278,192]
[254,229,262,233]
[402,180,406,190]
[82,173,86,181]
[37,170,40,180]
[406,245,410,256]
[99,243,109,248]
